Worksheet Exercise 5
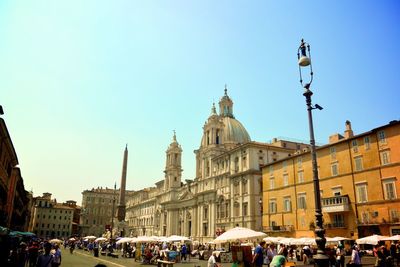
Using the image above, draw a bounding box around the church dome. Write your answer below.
[200,87,251,148]
[221,116,251,144]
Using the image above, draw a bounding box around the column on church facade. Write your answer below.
[210,201,215,240]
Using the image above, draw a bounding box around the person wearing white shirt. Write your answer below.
[208,252,217,267]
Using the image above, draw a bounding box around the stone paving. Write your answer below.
[62,248,377,267]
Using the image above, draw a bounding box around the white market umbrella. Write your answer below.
[381,235,400,241]
[166,235,192,242]
[135,236,159,243]
[326,236,351,243]
[263,237,284,244]
[213,227,267,244]
[49,239,62,244]
[356,234,389,245]
[116,237,136,245]
[277,238,296,245]
[290,237,316,246]
[84,235,97,240]
[68,237,76,241]
[95,237,107,242]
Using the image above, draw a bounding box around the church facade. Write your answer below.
[126,89,309,241]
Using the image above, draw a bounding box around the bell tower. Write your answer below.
[164,131,183,190]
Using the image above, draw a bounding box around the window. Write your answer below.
[242,180,248,194]
[269,165,273,176]
[234,157,239,173]
[203,206,208,220]
[330,147,336,160]
[234,202,240,217]
[361,211,370,224]
[352,140,358,153]
[283,161,287,171]
[364,136,370,150]
[203,223,208,236]
[269,199,277,213]
[378,130,386,144]
[283,197,291,212]
[298,193,307,209]
[269,178,275,189]
[355,156,363,171]
[283,174,289,186]
[356,183,368,203]
[333,214,345,227]
[297,157,302,168]
[298,171,304,183]
[390,210,399,222]
[242,202,248,216]
[381,150,391,165]
[331,163,338,176]
[332,187,342,196]
[234,182,240,195]
[383,179,396,200]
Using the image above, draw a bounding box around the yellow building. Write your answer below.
[262,120,400,239]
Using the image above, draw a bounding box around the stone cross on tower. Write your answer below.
[117,145,128,222]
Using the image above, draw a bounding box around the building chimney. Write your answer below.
[344,120,354,139]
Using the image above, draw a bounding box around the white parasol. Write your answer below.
[356,234,389,245]
[381,235,400,241]
[326,236,351,243]
[95,237,107,242]
[116,237,136,244]
[135,236,159,243]
[165,235,192,243]
[263,236,284,243]
[84,235,97,240]
[49,239,62,244]
[213,227,267,244]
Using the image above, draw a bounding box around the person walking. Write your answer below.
[52,244,61,267]
[252,241,266,267]
[36,243,54,267]
[208,252,218,267]
[349,245,361,267]
[181,243,187,262]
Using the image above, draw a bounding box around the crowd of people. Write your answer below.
[4,234,400,267]
[3,239,62,267]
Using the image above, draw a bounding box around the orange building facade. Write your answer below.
[262,120,400,239]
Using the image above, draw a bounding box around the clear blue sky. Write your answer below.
[1,1,399,205]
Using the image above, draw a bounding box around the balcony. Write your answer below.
[324,222,346,229]
[263,225,294,233]
[321,195,350,213]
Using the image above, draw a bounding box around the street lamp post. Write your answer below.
[297,39,329,267]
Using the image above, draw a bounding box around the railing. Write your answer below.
[263,225,294,232]
[324,222,345,228]
[321,195,350,213]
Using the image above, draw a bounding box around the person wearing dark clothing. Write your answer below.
[252,241,266,267]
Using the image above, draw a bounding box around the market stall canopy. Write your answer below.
[356,234,389,245]
[95,237,107,242]
[84,236,97,240]
[165,235,191,243]
[9,231,36,237]
[49,239,62,244]
[213,227,267,244]
[381,235,400,241]
[326,236,351,243]
[116,237,136,244]
[263,237,284,244]
[135,236,159,243]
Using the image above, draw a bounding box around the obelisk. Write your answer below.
[117,145,128,222]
